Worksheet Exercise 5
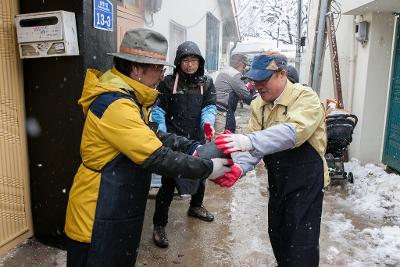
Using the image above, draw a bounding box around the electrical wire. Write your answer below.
[183,4,219,29]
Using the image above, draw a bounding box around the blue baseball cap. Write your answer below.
[242,53,287,81]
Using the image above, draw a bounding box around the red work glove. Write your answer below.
[212,163,243,188]
[203,122,215,141]
[247,82,254,92]
[215,134,253,154]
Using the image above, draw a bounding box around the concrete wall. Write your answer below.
[304,0,397,164]
[149,0,223,70]
[350,13,395,163]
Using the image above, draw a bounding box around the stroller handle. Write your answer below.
[326,113,358,128]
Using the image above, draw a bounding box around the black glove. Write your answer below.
[195,141,231,159]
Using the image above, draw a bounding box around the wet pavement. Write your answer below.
[0,181,376,267]
[136,165,274,267]
[1,105,392,266]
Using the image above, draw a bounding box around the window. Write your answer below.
[205,12,220,72]
[169,21,187,64]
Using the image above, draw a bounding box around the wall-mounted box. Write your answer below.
[355,21,369,44]
[15,11,79,58]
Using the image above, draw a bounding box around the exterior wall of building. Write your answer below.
[149,0,223,71]
[304,0,397,164]
[350,13,395,163]
[117,1,145,47]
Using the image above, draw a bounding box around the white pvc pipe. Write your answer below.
[347,16,357,112]
[311,0,329,94]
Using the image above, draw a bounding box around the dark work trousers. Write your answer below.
[264,142,324,267]
[66,237,89,267]
[153,176,206,226]
[225,92,239,133]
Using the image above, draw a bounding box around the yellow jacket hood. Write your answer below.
[78,68,160,115]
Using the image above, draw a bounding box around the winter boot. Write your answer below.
[187,205,214,222]
[153,225,169,248]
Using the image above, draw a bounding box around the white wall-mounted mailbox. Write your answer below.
[15,11,79,58]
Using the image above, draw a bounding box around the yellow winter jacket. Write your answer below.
[249,80,330,186]
[64,68,162,242]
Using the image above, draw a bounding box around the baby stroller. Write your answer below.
[325,113,358,183]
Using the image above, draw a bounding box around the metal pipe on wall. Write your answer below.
[295,0,302,74]
[347,15,357,112]
[311,0,330,94]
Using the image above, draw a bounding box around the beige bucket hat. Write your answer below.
[108,28,175,67]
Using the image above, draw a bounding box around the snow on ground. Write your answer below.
[1,158,400,266]
[344,159,400,225]
[321,159,400,266]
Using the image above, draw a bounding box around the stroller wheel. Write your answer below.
[347,172,354,183]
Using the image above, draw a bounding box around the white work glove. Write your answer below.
[215,134,253,154]
[206,158,232,180]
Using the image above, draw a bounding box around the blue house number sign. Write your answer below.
[93,0,113,31]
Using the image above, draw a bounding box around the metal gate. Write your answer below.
[383,17,400,172]
[0,0,33,255]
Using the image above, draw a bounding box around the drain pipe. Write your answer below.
[311,0,330,94]
[347,16,357,112]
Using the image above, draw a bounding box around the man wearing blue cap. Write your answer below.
[214,52,329,266]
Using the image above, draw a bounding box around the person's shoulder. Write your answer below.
[157,75,174,90]
[290,82,321,105]
[203,74,212,80]
[163,74,174,83]
[223,66,240,77]
[291,82,317,96]
[202,75,214,86]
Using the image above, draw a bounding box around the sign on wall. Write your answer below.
[93,0,113,31]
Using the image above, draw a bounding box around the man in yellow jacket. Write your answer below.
[215,52,328,266]
[64,28,230,267]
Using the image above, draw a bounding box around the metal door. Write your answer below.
[383,17,400,172]
[0,0,33,255]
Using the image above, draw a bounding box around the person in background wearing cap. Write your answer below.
[151,41,217,248]
[64,29,230,267]
[214,53,256,133]
[214,51,329,266]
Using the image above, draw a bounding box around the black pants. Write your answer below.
[153,176,206,226]
[264,142,324,267]
[225,92,239,133]
[67,237,89,267]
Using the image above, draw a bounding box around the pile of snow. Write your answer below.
[324,212,400,266]
[344,159,400,224]
[322,159,400,266]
